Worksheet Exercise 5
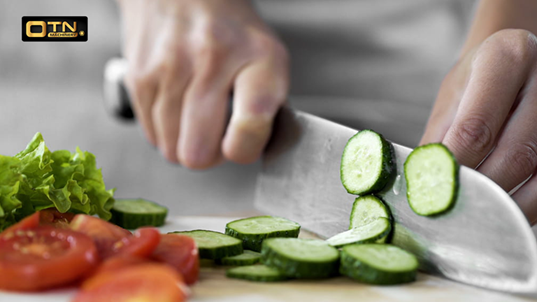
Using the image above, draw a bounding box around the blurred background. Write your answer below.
[1,0,475,216]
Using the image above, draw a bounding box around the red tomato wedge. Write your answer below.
[90,255,149,276]
[39,208,75,228]
[1,209,76,238]
[111,227,161,259]
[83,255,151,280]
[70,215,160,259]
[0,212,40,236]
[74,263,187,302]
[0,226,98,292]
[70,214,131,258]
[152,234,200,285]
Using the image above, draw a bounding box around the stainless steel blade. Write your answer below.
[254,107,537,295]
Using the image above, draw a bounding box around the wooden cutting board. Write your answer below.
[0,216,534,302]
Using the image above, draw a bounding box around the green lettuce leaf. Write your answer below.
[0,132,115,231]
[0,155,23,230]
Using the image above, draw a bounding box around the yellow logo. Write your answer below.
[22,17,87,42]
[26,21,79,38]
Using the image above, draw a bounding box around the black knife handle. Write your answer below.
[103,58,135,120]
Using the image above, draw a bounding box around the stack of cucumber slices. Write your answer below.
[340,129,459,217]
[171,211,418,285]
[335,129,459,284]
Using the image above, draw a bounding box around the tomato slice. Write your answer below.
[0,212,40,236]
[111,227,161,259]
[39,208,75,228]
[70,214,131,258]
[83,255,151,280]
[1,209,76,239]
[90,255,149,276]
[0,226,98,291]
[152,234,199,285]
[70,215,160,259]
[74,263,187,302]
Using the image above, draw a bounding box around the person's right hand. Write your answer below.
[116,0,289,169]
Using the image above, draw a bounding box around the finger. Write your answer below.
[442,32,533,168]
[124,68,159,146]
[177,46,232,169]
[152,65,191,163]
[419,55,473,145]
[476,87,537,192]
[222,57,288,164]
[419,74,463,146]
[150,37,192,162]
[512,170,537,225]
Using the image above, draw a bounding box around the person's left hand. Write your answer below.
[420,29,537,224]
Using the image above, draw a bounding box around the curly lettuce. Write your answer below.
[0,133,115,230]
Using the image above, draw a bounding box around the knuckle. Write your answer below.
[232,95,283,135]
[252,32,288,59]
[487,29,536,65]
[151,101,166,121]
[157,50,185,75]
[195,39,226,61]
[451,116,494,156]
[191,23,229,60]
[232,113,273,137]
[186,84,213,104]
[125,73,152,101]
[506,141,537,177]
[247,95,283,117]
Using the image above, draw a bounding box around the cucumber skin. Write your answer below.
[216,251,261,266]
[226,265,288,282]
[225,221,300,252]
[341,130,395,195]
[404,143,459,216]
[340,247,416,285]
[261,240,340,279]
[170,230,243,260]
[110,209,167,229]
[217,256,260,266]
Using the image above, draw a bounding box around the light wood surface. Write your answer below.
[191,266,534,302]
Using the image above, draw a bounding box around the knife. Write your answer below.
[103,58,537,296]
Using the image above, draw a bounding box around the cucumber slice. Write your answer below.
[404,143,459,216]
[110,198,168,229]
[340,130,394,195]
[340,244,418,285]
[349,195,391,229]
[216,250,261,266]
[327,218,391,248]
[226,216,301,252]
[170,230,243,259]
[226,264,288,282]
[261,238,339,279]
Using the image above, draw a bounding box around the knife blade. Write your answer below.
[254,108,537,295]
